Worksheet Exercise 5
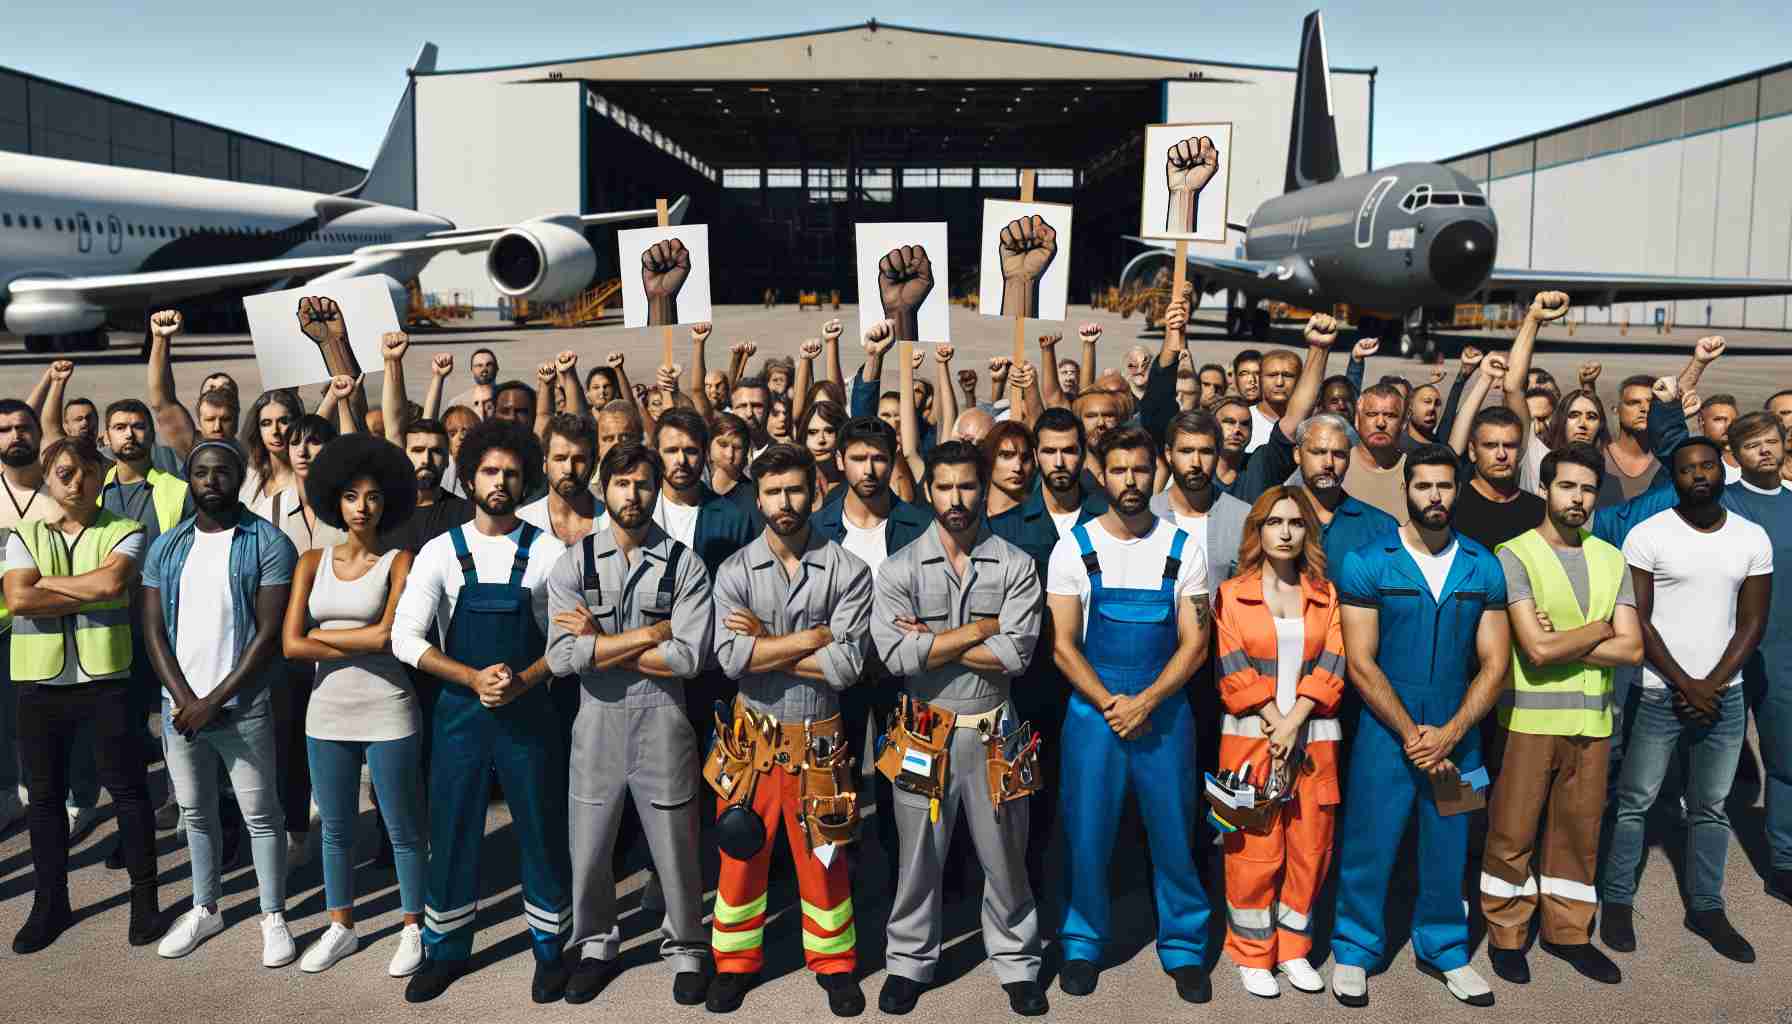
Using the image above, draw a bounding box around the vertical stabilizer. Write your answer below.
[1284,12,1342,193]
[339,42,435,209]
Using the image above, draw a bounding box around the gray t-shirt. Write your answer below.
[1497,541,1636,612]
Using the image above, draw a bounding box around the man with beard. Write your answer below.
[730,378,774,455]
[871,441,1048,1017]
[1340,384,1411,522]
[1197,364,1228,408]
[493,381,537,429]
[520,414,605,546]
[1602,436,1771,965]
[707,443,871,1018]
[1450,402,1548,551]
[381,419,474,555]
[1212,397,1254,493]
[1047,426,1214,1004]
[0,400,62,831]
[1071,389,1125,452]
[1151,410,1251,583]
[1034,408,1107,535]
[391,420,574,1004]
[1481,444,1639,988]
[1331,443,1511,1008]
[446,347,500,411]
[652,408,756,573]
[545,442,715,1007]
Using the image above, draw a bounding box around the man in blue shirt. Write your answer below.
[1332,444,1512,1009]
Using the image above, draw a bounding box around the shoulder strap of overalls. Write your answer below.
[581,532,600,592]
[1071,523,1101,587]
[657,540,687,606]
[1159,528,1189,596]
[448,526,479,586]
[508,523,540,587]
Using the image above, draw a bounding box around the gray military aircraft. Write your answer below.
[1125,11,1792,358]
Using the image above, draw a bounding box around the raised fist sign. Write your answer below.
[49,359,73,383]
[150,309,183,340]
[1305,313,1340,349]
[877,245,934,342]
[641,238,692,326]
[934,344,955,366]
[1166,136,1220,234]
[297,295,361,380]
[1577,360,1602,387]
[536,362,556,385]
[998,215,1058,318]
[1527,291,1570,324]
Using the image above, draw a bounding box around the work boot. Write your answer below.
[532,955,570,1003]
[11,890,74,954]
[1488,946,1530,984]
[1767,868,1792,905]
[403,957,465,1004]
[127,885,162,947]
[1685,910,1755,963]
[1541,941,1622,983]
[1171,964,1212,1004]
[877,974,922,1015]
[1003,979,1049,1016]
[564,957,619,1005]
[705,972,754,1013]
[672,970,709,1006]
[818,972,864,1017]
[105,835,125,870]
[1059,959,1099,996]
[1599,903,1636,953]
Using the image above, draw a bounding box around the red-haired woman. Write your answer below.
[1213,485,1346,999]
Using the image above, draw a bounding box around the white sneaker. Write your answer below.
[1239,966,1280,998]
[299,922,358,973]
[1440,964,1493,1006]
[286,833,314,873]
[1278,957,1325,993]
[1331,964,1367,1007]
[389,923,424,978]
[67,805,105,843]
[154,796,181,831]
[158,905,224,958]
[0,789,24,831]
[262,912,296,967]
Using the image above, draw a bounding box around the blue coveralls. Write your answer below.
[423,524,573,964]
[1058,524,1210,970]
[1332,533,1507,973]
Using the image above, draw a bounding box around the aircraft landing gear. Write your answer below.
[23,330,108,354]
[1250,308,1271,343]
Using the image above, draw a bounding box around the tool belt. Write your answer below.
[1204,751,1308,835]
[701,697,858,850]
[876,695,1044,818]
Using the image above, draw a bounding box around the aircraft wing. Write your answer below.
[1121,236,1287,294]
[1483,267,1792,306]
[420,197,686,244]
[6,253,365,308]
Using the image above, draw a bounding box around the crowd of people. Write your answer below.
[0,287,1785,1017]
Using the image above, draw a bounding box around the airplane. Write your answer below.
[1123,11,1792,358]
[0,43,685,355]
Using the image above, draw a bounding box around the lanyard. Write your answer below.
[104,476,154,527]
[2,476,39,521]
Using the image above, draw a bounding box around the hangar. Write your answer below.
[410,21,1375,309]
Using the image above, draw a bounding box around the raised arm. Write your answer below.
[1675,336,1724,399]
[689,323,716,420]
[24,365,53,421]
[1346,337,1375,395]
[1502,292,1570,451]
[1272,314,1338,442]
[1448,355,1504,457]
[1011,361,1044,428]
[1078,325,1099,392]
[1040,331,1070,409]
[423,353,452,420]
[39,361,72,445]
[1432,347,1481,446]
[380,333,411,444]
[532,362,556,441]
[729,341,753,387]
[556,350,589,419]
[146,309,199,458]
[853,328,892,419]
[793,337,820,425]
[933,344,959,436]
[822,317,846,387]
[328,375,366,434]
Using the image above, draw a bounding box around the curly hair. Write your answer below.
[304,433,418,532]
[456,418,545,494]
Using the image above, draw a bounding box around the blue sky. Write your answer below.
[9,0,1790,171]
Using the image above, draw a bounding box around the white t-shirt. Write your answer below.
[2,529,145,685]
[1403,535,1459,602]
[1246,405,1279,453]
[1725,460,1743,484]
[1048,508,1082,537]
[177,527,239,702]
[1046,517,1209,641]
[518,495,606,546]
[1148,491,1213,577]
[1272,616,1303,714]
[1623,507,1773,690]
[840,516,890,576]
[653,495,701,549]
[391,523,568,669]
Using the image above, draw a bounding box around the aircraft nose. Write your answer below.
[1429,219,1496,296]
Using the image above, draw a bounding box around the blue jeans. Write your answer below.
[307,733,425,915]
[1602,685,1747,911]
[1745,660,1792,871]
[163,692,286,913]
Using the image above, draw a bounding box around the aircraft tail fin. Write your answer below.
[1283,12,1342,194]
[339,42,436,209]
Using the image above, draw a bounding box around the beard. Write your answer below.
[479,489,517,516]
[1172,463,1211,494]
[767,508,808,537]
[850,471,884,499]
[939,505,975,532]
[0,442,38,469]
[611,504,648,528]
[551,474,587,498]
[665,463,699,491]
[1113,486,1148,516]
[1552,505,1589,530]
[1304,467,1341,493]
[1406,497,1452,530]
[1679,476,1723,507]
[1042,467,1077,494]
[193,490,235,516]
[413,463,441,490]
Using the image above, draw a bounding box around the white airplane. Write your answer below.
[0,43,684,354]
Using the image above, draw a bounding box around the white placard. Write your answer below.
[618,224,713,329]
[1138,122,1234,243]
[855,222,950,344]
[978,199,1073,321]
[243,277,403,391]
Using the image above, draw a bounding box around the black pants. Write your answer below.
[1011,667,1068,894]
[271,664,313,835]
[18,681,156,895]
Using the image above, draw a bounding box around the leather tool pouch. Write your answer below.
[874,697,955,803]
[800,746,860,848]
[703,711,758,807]
[985,734,1043,809]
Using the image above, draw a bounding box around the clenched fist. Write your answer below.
[48,359,73,383]
[1164,303,1188,335]
[1527,291,1570,324]
[327,374,357,400]
[862,319,896,358]
[988,356,1011,383]
[1681,390,1701,419]
[641,238,692,326]
[934,344,955,366]
[1651,376,1680,405]
[1459,346,1484,372]
[1577,360,1602,387]
[1011,361,1037,390]
[536,362,556,385]
[381,332,409,362]
[691,322,713,345]
[821,318,843,342]
[1351,337,1380,360]
[1078,323,1102,346]
[1166,136,1220,233]
[799,338,822,361]
[606,351,625,370]
[555,350,578,375]
[1694,336,1726,363]
[150,309,183,340]
[431,353,454,378]
[1305,313,1340,349]
[877,245,934,342]
[999,215,1058,318]
[1481,353,1509,383]
[297,295,361,379]
[957,368,978,393]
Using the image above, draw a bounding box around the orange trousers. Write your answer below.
[710,765,855,976]
[1219,733,1339,969]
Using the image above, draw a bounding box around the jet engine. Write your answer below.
[3,291,105,336]
[485,217,596,304]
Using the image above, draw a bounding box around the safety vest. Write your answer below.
[10,511,142,683]
[103,465,189,535]
[1496,528,1624,737]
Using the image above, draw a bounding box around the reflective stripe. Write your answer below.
[714,891,768,925]
[73,607,131,630]
[1478,871,1538,899]
[711,925,764,952]
[1275,901,1311,934]
[425,901,478,931]
[801,924,856,955]
[1307,650,1347,678]
[1220,714,1342,743]
[1227,903,1275,940]
[800,897,853,933]
[1217,650,1252,677]
[523,901,571,934]
[1499,690,1613,712]
[1539,875,1597,904]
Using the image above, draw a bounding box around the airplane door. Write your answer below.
[1354,176,1398,249]
[76,213,93,254]
[106,214,122,255]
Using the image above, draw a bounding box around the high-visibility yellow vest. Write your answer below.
[10,511,142,682]
[103,465,189,535]
[1496,528,1625,737]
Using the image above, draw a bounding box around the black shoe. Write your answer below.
[127,885,161,947]
[1541,941,1621,984]
[878,974,923,1015]
[1685,910,1755,963]
[10,891,73,954]
[706,972,754,1013]
[1488,946,1530,984]
[1059,959,1099,997]
[673,970,709,1006]
[404,958,465,1004]
[818,972,864,1017]
[1599,903,1635,953]
[532,956,570,1003]
[1171,965,1212,1004]
[564,957,619,1005]
[1767,868,1792,905]
[105,836,125,870]
[1003,980,1050,1016]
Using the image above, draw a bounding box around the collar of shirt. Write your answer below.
[909,521,1003,585]
[744,528,832,586]
[584,520,675,577]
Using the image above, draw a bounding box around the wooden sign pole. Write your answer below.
[1010,170,1036,367]
[897,341,916,428]
[656,198,673,371]
[1170,239,1189,307]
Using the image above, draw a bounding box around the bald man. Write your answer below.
[953,408,996,446]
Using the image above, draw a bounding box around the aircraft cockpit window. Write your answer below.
[1400,185,1432,212]
[1463,194,1487,206]
[1432,193,1460,206]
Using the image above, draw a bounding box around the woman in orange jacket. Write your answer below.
[1213,485,1346,999]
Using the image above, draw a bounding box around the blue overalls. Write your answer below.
[423,524,572,964]
[1058,524,1210,970]
[1331,534,1504,973]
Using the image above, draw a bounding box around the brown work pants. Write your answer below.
[1480,729,1608,948]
